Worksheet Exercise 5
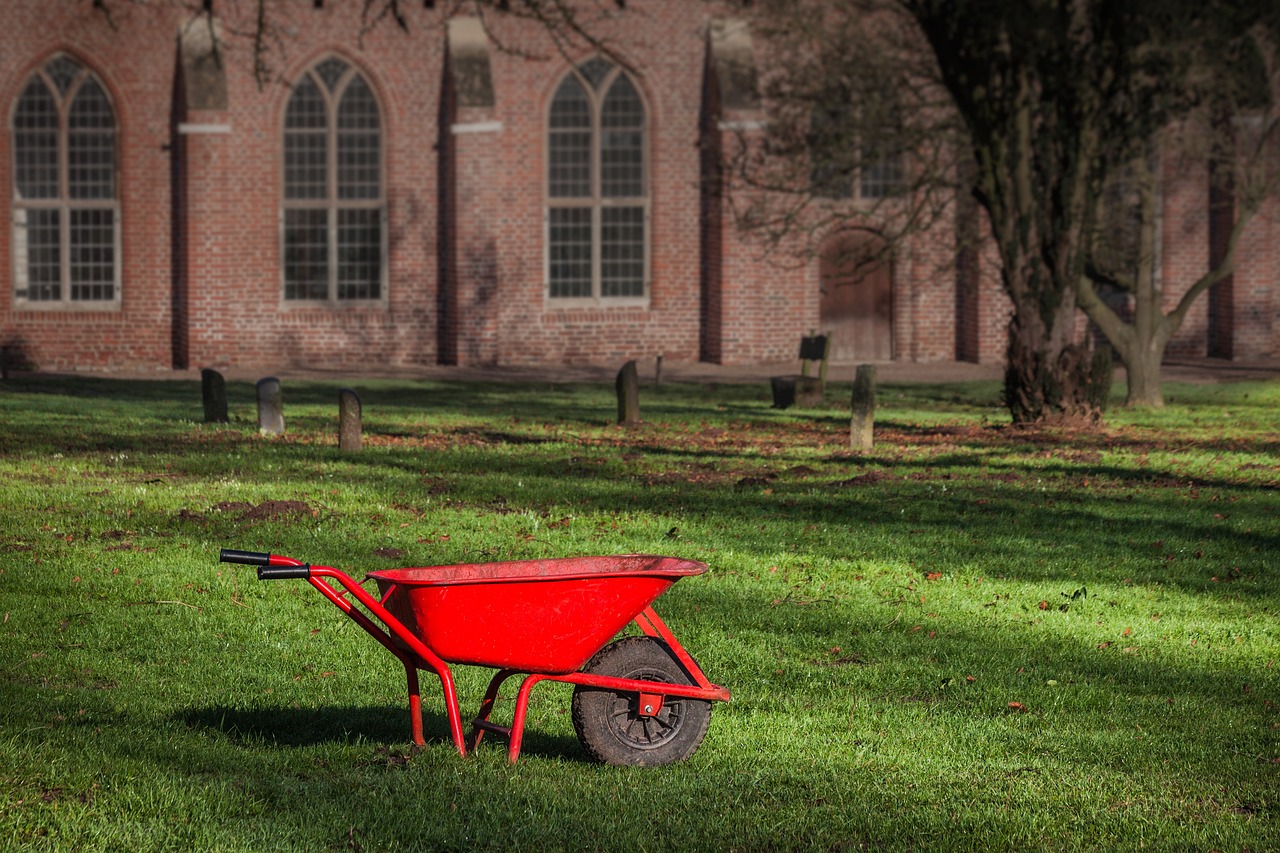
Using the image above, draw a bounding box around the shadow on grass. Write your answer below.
[140,580,1278,849]
[178,703,584,762]
[6,375,1277,601]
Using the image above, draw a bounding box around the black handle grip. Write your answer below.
[257,565,311,580]
[220,549,271,566]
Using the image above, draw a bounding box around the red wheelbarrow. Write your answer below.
[219,549,730,765]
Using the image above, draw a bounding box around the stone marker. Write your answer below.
[616,360,641,425]
[201,368,228,423]
[256,377,284,435]
[850,364,877,452]
[655,354,664,386]
[338,388,362,452]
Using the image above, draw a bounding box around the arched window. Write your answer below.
[283,58,383,302]
[547,58,647,301]
[11,55,118,306]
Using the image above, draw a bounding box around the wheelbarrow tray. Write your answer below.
[369,554,705,674]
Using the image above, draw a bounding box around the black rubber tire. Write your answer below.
[571,636,713,766]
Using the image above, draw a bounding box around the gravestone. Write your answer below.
[616,360,641,425]
[850,364,877,452]
[655,354,664,387]
[256,377,284,435]
[201,368,228,423]
[338,388,362,452]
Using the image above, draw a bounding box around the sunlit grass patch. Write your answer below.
[1,373,1276,850]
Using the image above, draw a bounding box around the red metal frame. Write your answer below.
[260,554,730,763]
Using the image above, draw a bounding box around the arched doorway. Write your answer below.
[819,229,893,361]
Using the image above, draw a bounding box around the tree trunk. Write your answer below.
[999,225,1099,425]
[1003,318,1099,425]
[1121,346,1165,407]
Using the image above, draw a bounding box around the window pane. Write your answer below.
[14,79,59,200]
[45,56,82,96]
[22,209,62,301]
[550,76,591,129]
[286,76,327,129]
[337,209,380,299]
[337,76,380,201]
[315,58,349,93]
[285,75,328,201]
[602,74,643,130]
[577,58,613,91]
[861,155,904,199]
[285,132,327,200]
[601,129,642,198]
[69,208,115,301]
[601,207,644,297]
[68,78,116,200]
[601,75,643,198]
[809,100,855,200]
[549,76,591,198]
[549,131,591,198]
[284,209,329,300]
[548,207,593,298]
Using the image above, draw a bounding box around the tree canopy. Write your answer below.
[738,0,1278,422]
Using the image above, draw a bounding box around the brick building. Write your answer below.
[1,1,1274,373]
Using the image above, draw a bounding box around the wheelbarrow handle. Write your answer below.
[257,565,311,580]
[220,549,271,566]
[220,548,311,580]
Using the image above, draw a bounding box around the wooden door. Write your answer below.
[819,230,892,361]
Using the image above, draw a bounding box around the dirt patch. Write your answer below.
[1053,449,1105,464]
[832,471,895,488]
[242,500,315,521]
[202,500,316,522]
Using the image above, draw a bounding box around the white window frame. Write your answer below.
[544,58,650,308]
[280,58,388,308]
[10,56,121,311]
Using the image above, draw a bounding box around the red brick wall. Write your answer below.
[1231,187,1276,359]
[183,8,444,371]
[1,1,1270,373]
[0,2,177,371]
[470,12,711,366]
[1159,129,1277,362]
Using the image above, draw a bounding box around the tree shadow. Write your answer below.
[178,702,584,762]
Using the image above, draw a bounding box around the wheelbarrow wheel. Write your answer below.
[571,636,712,766]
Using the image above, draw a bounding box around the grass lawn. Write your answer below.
[1,371,1277,851]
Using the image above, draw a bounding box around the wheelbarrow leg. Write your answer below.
[508,674,549,764]
[403,661,425,747]
[470,669,519,751]
[305,572,468,756]
[401,657,466,756]
[435,665,468,757]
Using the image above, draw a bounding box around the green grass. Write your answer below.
[1,373,1277,851]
